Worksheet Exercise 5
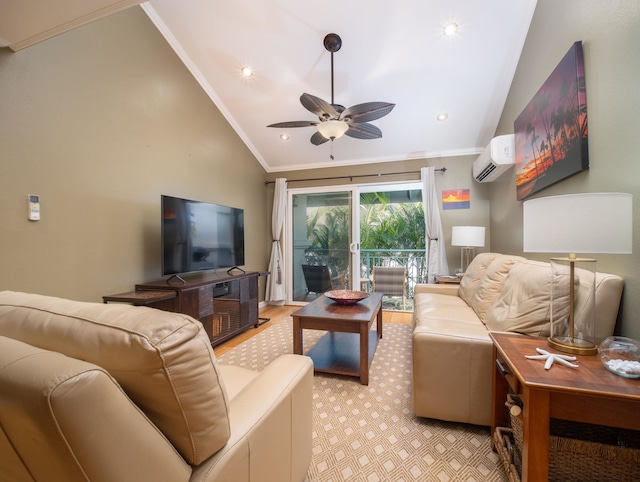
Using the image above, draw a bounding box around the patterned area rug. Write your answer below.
[217,317,506,482]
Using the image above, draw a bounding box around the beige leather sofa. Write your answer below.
[0,291,313,482]
[412,253,624,426]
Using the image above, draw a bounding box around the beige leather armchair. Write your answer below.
[0,291,313,482]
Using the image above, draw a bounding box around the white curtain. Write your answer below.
[266,178,287,302]
[421,167,448,283]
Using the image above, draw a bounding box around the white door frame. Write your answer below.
[284,180,422,305]
[285,184,359,305]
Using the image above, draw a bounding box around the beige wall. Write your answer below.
[0,7,270,302]
[492,0,640,338]
[267,155,492,274]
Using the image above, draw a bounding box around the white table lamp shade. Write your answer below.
[522,192,633,355]
[451,226,485,274]
[451,226,486,248]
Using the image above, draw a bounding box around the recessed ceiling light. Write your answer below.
[436,113,448,121]
[280,134,290,141]
[241,66,254,77]
[443,22,458,37]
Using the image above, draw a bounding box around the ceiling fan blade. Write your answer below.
[300,93,338,120]
[310,131,330,145]
[340,102,395,123]
[345,123,383,140]
[267,120,318,128]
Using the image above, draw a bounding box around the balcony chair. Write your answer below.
[372,266,407,309]
[302,264,343,300]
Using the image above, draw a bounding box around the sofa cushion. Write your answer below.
[458,253,500,306]
[218,365,260,400]
[0,291,230,465]
[573,269,624,341]
[414,293,481,326]
[485,260,571,336]
[470,255,524,323]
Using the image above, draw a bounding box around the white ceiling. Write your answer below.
[1,0,538,173]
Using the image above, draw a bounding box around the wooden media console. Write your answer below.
[134,270,259,347]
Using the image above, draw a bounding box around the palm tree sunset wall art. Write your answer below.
[514,41,589,201]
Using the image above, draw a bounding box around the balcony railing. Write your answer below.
[304,248,427,300]
[360,249,426,299]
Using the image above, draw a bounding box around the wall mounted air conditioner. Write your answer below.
[473,134,515,183]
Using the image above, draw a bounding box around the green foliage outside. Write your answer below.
[305,192,425,252]
[359,192,425,251]
[306,204,350,252]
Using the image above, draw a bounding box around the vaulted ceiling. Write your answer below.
[1,0,538,173]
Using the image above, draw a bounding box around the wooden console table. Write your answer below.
[102,290,176,306]
[490,332,640,481]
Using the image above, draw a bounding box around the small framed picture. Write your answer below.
[442,189,470,210]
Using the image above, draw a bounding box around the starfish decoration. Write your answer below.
[525,347,579,370]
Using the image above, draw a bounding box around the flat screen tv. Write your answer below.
[161,195,245,276]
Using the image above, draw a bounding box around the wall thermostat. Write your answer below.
[28,194,40,221]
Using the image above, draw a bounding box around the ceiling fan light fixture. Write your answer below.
[317,119,349,140]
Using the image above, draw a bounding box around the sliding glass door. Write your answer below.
[287,187,359,304]
[358,182,425,310]
[285,181,425,308]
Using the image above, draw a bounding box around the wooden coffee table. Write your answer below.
[292,292,383,385]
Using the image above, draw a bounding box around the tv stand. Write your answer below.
[136,271,259,347]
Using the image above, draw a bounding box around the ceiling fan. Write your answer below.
[267,33,395,146]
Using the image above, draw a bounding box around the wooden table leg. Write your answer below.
[522,387,550,482]
[491,347,509,444]
[360,321,369,385]
[292,316,302,355]
[376,305,383,339]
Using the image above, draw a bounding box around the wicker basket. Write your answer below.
[493,427,521,482]
[504,394,640,482]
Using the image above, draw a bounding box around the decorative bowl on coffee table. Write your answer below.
[324,290,369,305]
